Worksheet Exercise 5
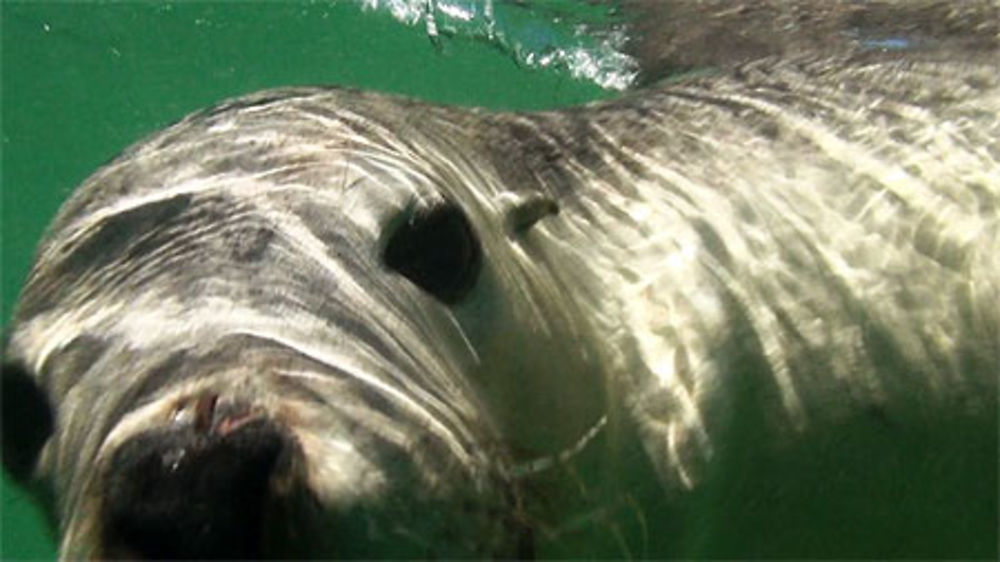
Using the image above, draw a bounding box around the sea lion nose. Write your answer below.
[102,397,294,559]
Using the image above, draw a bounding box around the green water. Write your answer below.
[0,1,613,558]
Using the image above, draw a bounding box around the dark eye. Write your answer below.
[1,361,54,480]
[382,201,482,304]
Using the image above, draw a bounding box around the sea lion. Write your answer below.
[2,0,998,558]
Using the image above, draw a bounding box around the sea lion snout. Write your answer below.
[100,394,303,559]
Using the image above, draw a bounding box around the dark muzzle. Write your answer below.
[101,395,299,559]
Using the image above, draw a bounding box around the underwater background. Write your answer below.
[1,1,624,558]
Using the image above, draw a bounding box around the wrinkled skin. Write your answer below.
[3,1,998,558]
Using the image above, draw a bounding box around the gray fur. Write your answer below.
[3,1,998,558]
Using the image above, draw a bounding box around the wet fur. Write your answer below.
[3,1,998,558]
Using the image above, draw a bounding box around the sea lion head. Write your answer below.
[1,88,608,559]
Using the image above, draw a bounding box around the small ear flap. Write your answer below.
[501,193,559,235]
[2,361,54,480]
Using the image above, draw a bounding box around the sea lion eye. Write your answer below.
[383,201,482,304]
[1,361,54,480]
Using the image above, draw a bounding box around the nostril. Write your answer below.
[172,394,257,436]
[102,417,291,560]
[192,393,218,433]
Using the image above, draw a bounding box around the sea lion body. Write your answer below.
[3,2,999,558]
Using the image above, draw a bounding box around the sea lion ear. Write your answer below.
[498,192,559,235]
[1,360,54,480]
